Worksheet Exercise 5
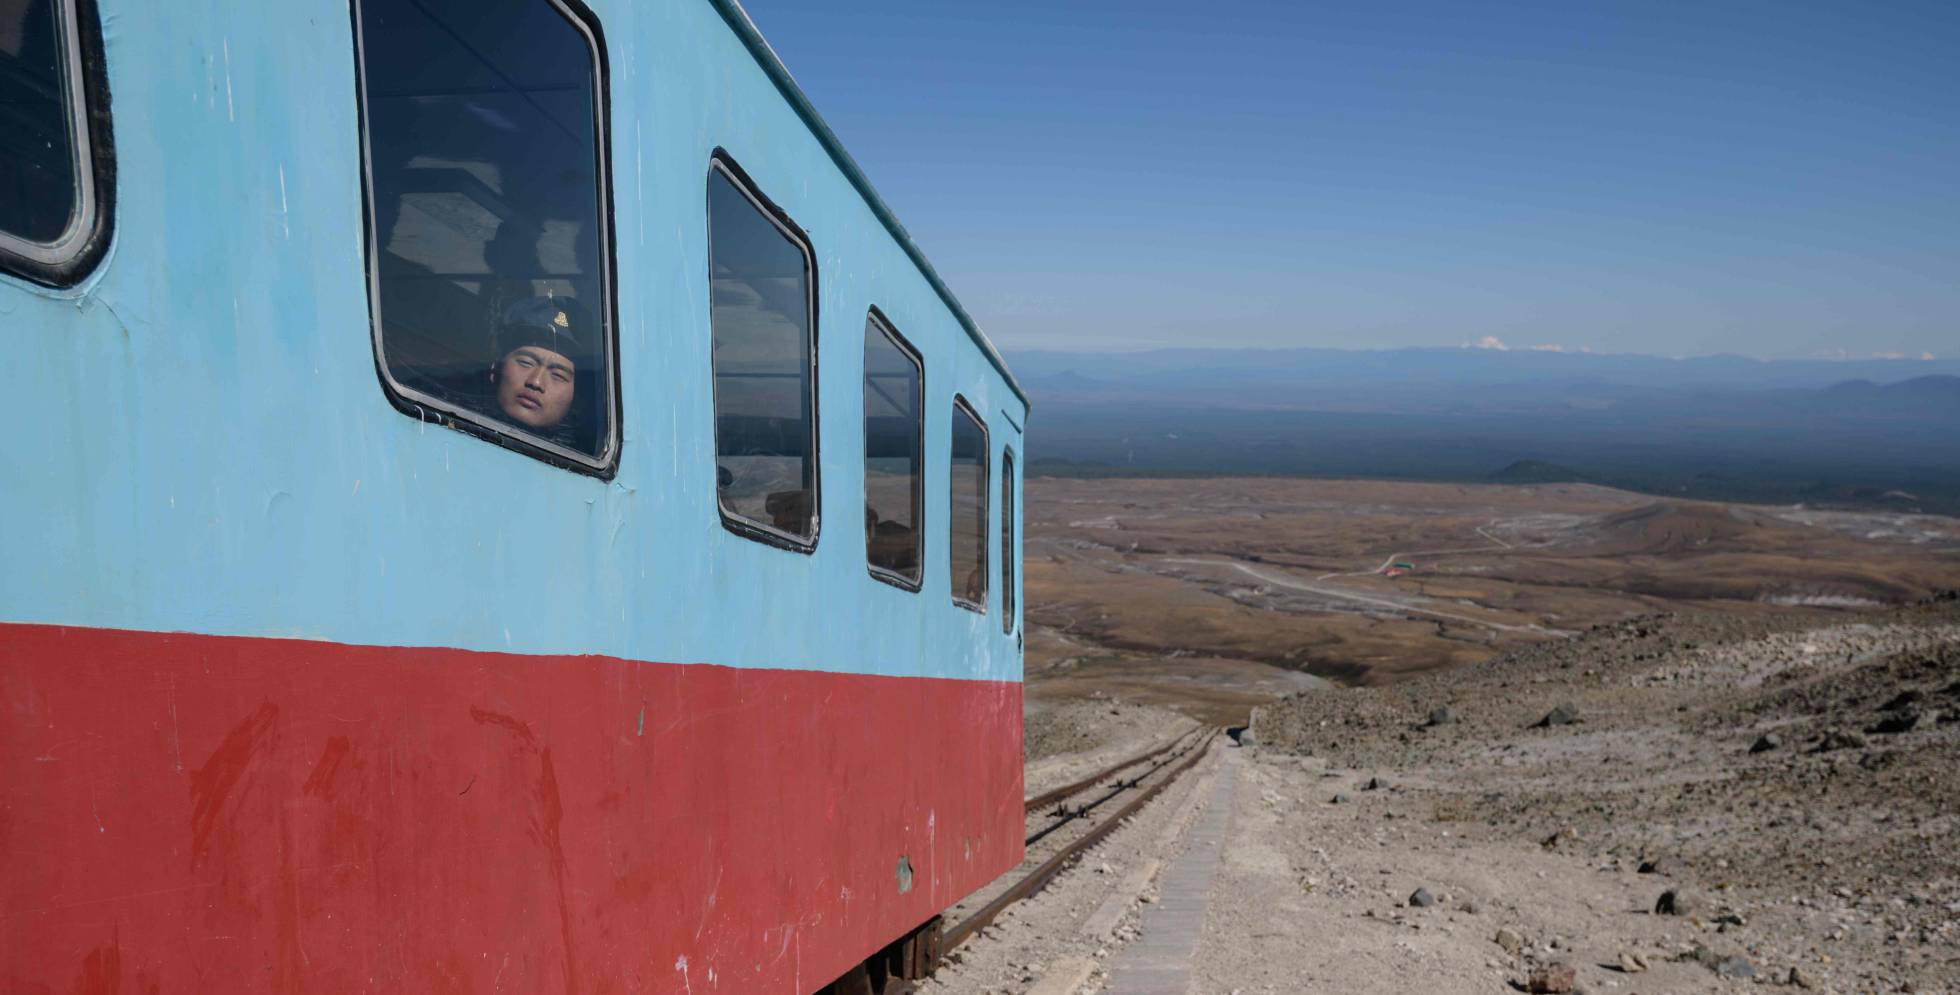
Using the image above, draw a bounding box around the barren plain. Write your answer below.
[1024,477,1960,721]
[939,477,1960,994]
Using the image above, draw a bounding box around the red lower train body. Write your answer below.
[1,624,1022,993]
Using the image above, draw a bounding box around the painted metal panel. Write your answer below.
[0,0,1031,687]
[0,623,1024,993]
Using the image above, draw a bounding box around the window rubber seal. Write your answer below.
[950,392,990,614]
[0,0,116,288]
[705,150,823,553]
[864,305,925,592]
[347,0,624,479]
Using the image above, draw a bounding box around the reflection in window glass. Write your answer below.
[864,313,922,585]
[355,0,614,462]
[0,0,81,247]
[709,163,817,545]
[950,399,988,611]
[1002,449,1015,632]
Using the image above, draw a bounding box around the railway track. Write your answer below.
[943,727,1220,955]
[1023,726,1202,814]
[822,729,1219,995]
[1024,727,1208,847]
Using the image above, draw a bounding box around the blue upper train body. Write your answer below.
[2,0,1027,680]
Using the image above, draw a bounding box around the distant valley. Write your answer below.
[1012,347,1960,514]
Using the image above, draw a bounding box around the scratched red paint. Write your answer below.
[300,736,351,799]
[72,941,117,995]
[187,703,278,867]
[0,624,1023,994]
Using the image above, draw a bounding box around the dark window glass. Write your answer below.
[0,0,87,256]
[709,161,817,546]
[355,0,616,466]
[1001,448,1015,632]
[864,312,922,586]
[950,398,988,611]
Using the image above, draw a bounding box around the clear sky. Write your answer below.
[737,0,1959,359]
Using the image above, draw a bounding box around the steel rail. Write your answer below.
[1024,730,1208,847]
[1022,726,1200,814]
[943,729,1220,955]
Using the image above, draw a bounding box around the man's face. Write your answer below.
[495,346,576,430]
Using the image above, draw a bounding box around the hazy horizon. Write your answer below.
[1008,340,1948,363]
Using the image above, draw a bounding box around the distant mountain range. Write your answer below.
[1010,347,1960,514]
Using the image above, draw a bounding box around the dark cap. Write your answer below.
[498,296,593,366]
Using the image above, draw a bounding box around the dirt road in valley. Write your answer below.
[1313,519,1521,581]
[1164,557,1567,636]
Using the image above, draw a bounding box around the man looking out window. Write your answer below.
[490,296,588,442]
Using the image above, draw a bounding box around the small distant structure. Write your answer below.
[1383,560,1416,579]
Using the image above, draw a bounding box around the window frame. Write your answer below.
[1001,446,1015,633]
[862,307,924,591]
[705,151,822,553]
[348,0,623,478]
[948,394,990,614]
[0,0,116,287]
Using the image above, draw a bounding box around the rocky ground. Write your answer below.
[1025,697,1193,768]
[1229,592,1960,993]
[939,594,1960,994]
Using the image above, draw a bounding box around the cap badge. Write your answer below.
[553,311,569,328]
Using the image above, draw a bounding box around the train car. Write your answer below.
[0,0,1027,991]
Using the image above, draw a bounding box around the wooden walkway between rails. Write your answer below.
[1099,745,1243,994]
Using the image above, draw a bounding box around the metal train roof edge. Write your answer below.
[710,0,1030,414]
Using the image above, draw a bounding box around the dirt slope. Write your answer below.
[1240,593,1960,992]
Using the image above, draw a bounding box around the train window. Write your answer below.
[949,397,989,612]
[1001,448,1015,632]
[708,156,818,548]
[352,0,618,472]
[0,0,112,286]
[864,310,923,587]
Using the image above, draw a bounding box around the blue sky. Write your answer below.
[738,0,1959,359]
